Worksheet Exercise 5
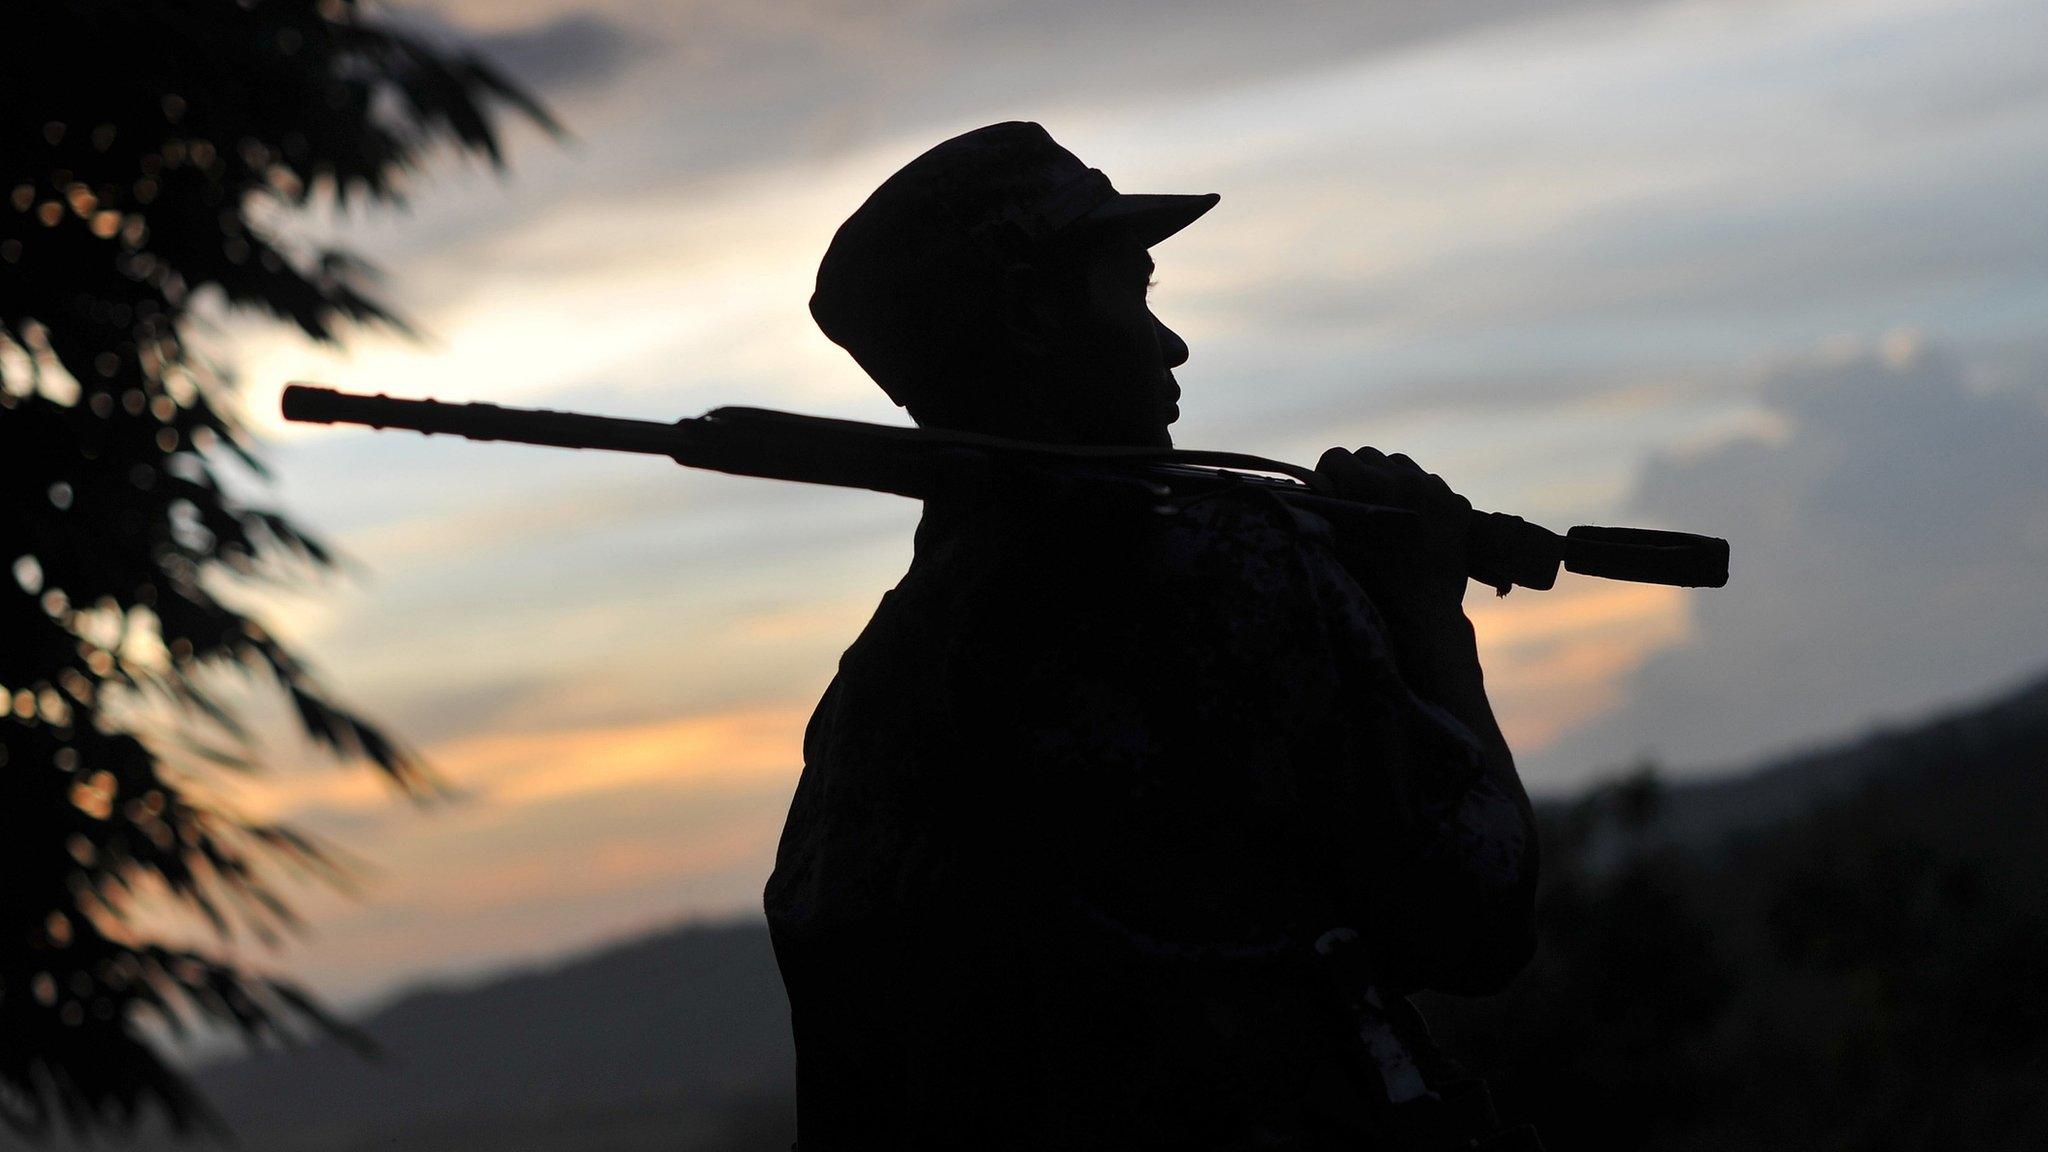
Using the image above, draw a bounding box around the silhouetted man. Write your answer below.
[766,122,1538,1150]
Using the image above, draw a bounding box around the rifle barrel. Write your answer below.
[281,385,683,457]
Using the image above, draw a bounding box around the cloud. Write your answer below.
[432,0,1652,132]
[1468,580,1693,752]
[433,704,807,804]
[364,0,1666,270]
[200,701,808,1002]
[1526,337,2048,786]
[471,13,652,94]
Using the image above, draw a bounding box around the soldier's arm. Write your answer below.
[1313,447,1540,994]
[1369,601,1538,993]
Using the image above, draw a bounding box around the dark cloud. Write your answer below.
[1831,2,2048,131]
[1222,147,2048,354]
[1529,341,2048,782]
[471,13,651,94]
[386,8,651,98]
[907,0,1650,108]
[377,673,549,746]
[426,0,1661,186]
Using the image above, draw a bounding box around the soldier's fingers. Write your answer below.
[1317,447,1371,483]
[1386,452,1425,475]
[1316,447,1358,484]
[1317,447,1393,499]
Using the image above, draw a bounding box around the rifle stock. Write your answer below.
[280,384,1729,595]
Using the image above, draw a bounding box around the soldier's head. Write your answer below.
[809,122,1216,448]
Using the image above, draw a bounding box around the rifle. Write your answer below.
[279,385,1728,596]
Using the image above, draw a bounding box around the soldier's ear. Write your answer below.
[998,261,1060,358]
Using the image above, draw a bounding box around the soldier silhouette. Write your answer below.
[765,122,1540,1150]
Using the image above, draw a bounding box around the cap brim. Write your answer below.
[1075,191,1219,248]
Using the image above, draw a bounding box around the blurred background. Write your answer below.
[5,0,2046,1148]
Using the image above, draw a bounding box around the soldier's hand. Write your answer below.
[1315,446,1473,609]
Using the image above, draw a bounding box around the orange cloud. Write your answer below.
[443,704,809,806]
[161,704,812,1003]
[209,702,809,827]
[409,820,773,913]
[1467,577,1692,752]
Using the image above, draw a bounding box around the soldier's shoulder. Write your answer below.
[904,489,1342,607]
[1166,487,1337,550]
[1148,488,1340,579]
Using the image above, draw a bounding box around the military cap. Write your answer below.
[811,121,1217,407]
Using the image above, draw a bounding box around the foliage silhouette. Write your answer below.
[1419,675,2048,1149]
[0,1,553,1139]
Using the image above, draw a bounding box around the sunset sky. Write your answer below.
[181,0,2048,1007]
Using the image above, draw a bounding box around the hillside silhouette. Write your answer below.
[1422,668,2048,1149]
[23,668,2046,1151]
[199,924,791,1152]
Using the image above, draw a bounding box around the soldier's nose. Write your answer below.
[1157,319,1189,369]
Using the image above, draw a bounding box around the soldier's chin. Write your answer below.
[1077,405,1174,447]
[1134,410,1176,447]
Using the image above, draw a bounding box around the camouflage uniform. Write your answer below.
[766,487,1536,1150]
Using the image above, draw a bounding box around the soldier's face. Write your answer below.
[1032,235,1189,448]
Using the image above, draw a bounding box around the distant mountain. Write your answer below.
[48,923,799,1152]
[1422,665,2048,1148]
[32,667,2046,1151]
[1645,666,2048,853]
